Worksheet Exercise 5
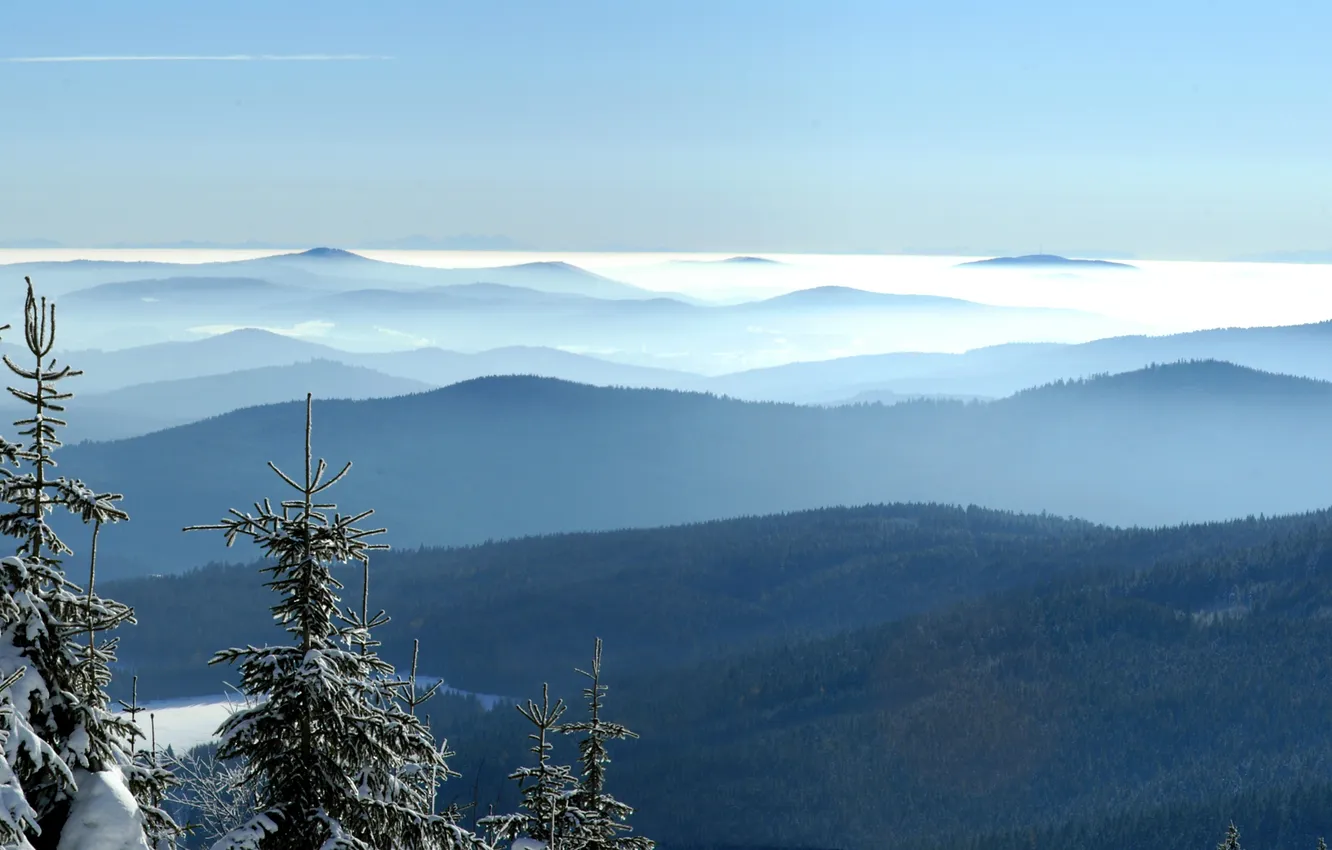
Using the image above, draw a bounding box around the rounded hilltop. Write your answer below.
[295,246,363,259]
[956,253,1138,270]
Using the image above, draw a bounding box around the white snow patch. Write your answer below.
[57,768,150,850]
[116,680,511,753]
[415,676,512,711]
[117,695,244,753]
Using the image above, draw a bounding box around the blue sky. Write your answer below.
[2,0,1330,258]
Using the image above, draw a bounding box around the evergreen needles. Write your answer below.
[0,278,177,848]
[187,394,480,850]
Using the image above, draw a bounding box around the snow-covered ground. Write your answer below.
[118,680,510,754]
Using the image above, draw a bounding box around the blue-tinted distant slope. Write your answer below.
[11,328,704,395]
[0,359,432,443]
[60,361,1332,579]
[62,276,307,305]
[712,319,1332,402]
[956,253,1138,270]
[743,286,1006,311]
[1,249,655,299]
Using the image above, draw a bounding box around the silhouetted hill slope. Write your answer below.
[106,505,1332,849]
[1,252,653,299]
[957,253,1138,270]
[745,287,993,311]
[62,276,305,303]
[347,345,704,390]
[106,502,1304,700]
[1007,358,1332,405]
[427,513,1332,849]
[0,359,432,442]
[713,320,1332,402]
[12,329,701,395]
[928,779,1332,850]
[60,361,1332,578]
[281,284,696,317]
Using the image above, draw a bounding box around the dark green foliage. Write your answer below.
[0,278,176,847]
[186,396,475,850]
[557,639,651,850]
[92,464,1332,848]
[916,779,1332,850]
[422,512,1332,850]
[107,503,1306,701]
[479,684,581,848]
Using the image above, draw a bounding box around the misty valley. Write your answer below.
[0,245,1331,850]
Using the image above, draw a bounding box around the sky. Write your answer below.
[2,0,1331,259]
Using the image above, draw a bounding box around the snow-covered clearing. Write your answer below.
[117,680,510,753]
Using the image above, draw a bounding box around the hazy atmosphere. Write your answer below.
[3,3,1332,850]
[5,0,1332,258]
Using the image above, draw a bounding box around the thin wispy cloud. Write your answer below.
[2,54,392,63]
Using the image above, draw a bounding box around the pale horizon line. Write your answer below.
[2,53,393,63]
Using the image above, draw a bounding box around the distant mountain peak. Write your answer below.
[509,260,584,273]
[957,254,1138,270]
[722,256,781,264]
[294,247,364,260]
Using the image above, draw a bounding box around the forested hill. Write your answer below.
[107,501,1332,849]
[418,507,1332,850]
[109,501,1322,701]
[64,360,1332,579]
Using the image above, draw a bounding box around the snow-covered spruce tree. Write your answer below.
[186,394,481,850]
[556,640,652,850]
[0,278,176,849]
[1217,822,1242,850]
[478,685,585,850]
[1,666,40,849]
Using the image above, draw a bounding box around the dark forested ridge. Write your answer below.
[105,501,1332,848]
[418,510,1332,850]
[104,502,1314,701]
[61,360,1332,579]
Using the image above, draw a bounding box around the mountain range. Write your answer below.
[1,248,656,299]
[11,313,1332,442]
[0,329,703,397]
[52,360,1332,580]
[0,359,433,443]
[713,319,1332,402]
[1,250,1134,371]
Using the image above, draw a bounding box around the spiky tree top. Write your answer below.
[0,278,175,846]
[480,685,584,850]
[557,640,652,850]
[188,395,480,850]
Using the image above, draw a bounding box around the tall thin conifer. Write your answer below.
[187,394,480,850]
[557,640,652,850]
[0,278,176,848]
